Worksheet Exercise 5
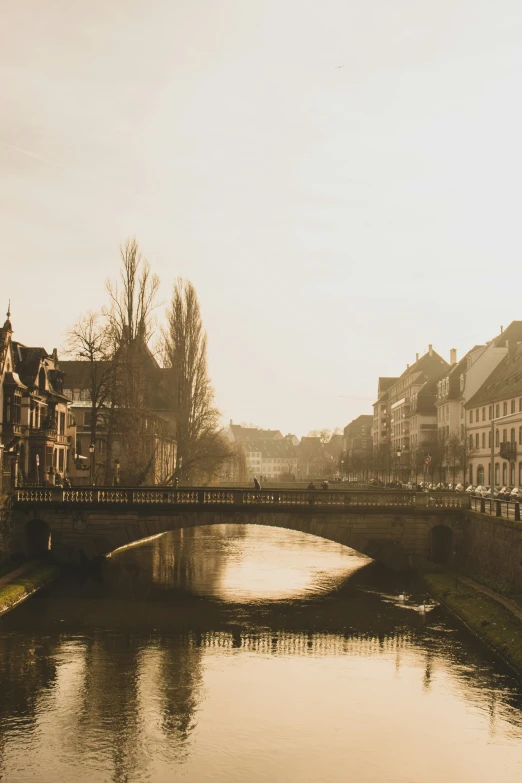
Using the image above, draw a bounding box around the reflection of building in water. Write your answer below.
[149,525,246,591]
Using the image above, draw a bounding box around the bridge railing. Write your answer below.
[469,495,521,521]
[14,487,471,510]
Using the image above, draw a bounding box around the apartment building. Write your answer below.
[226,423,298,479]
[380,346,448,464]
[372,377,397,449]
[465,340,522,488]
[0,310,75,487]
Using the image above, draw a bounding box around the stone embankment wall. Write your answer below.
[463,512,522,592]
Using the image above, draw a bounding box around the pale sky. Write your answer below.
[2,1,522,437]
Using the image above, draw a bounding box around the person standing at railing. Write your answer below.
[254,476,261,490]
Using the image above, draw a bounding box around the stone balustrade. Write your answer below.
[15,487,471,510]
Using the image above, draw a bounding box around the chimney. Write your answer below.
[428,344,433,357]
[450,348,457,366]
[406,364,409,369]
[415,352,419,362]
[500,325,504,333]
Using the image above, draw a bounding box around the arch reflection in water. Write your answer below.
[110,524,370,601]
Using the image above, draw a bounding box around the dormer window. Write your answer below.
[38,367,46,394]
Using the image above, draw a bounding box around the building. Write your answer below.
[342,415,373,478]
[372,377,397,450]
[0,309,75,487]
[465,339,522,488]
[226,422,297,480]
[435,322,522,484]
[60,341,177,485]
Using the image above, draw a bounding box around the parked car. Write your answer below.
[455,483,464,491]
[465,485,476,493]
[498,487,513,501]
[476,486,499,498]
[510,487,522,502]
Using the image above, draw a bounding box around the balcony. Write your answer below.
[499,441,517,460]
[26,427,57,441]
[2,422,24,438]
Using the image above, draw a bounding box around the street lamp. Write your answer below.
[114,458,120,486]
[89,443,95,485]
[396,446,402,484]
[341,459,344,481]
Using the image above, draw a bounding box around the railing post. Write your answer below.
[480,498,485,514]
[495,499,502,517]
[515,503,521,522]
[198,490,205,504]
[233,490,244,505]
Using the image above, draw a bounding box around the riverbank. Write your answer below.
[0,560,60,616]
[423,571,522,674]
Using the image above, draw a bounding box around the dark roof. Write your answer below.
[230,424,283,442]
[394,349,448,386]
[59,360,93,388]
[243,439,296,458]
[12,343,48,387]
[493,321,522,348]
[466,344,522,408]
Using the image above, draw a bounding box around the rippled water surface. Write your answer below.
[1,524,522,782]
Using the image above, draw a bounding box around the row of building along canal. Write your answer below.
[0,523,521,782]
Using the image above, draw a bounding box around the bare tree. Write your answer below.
[64,311,113,460]
[431,430,449,483]
[307,429,332,444]
[446,431,461,485]
[457,431,478,485]
[104,238,164,484]
[163,278,231,483]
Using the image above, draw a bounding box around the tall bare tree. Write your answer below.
[104,238,163,484]
[163,278,230,482]
[64,311,113,458]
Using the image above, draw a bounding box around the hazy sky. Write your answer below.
[2,1,522,437]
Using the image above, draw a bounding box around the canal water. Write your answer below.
[0,525,522,783]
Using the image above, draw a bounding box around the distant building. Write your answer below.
[296,436,325,479]
[226,422,297,480]
[342,416,373,477]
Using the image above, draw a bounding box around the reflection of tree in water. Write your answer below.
[110,524,247,597]
[0,633,60,764]
[51,631,204,779]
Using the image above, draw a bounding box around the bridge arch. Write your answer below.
[24,519,51,558]
[429,524,454,565]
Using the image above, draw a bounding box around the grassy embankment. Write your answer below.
[423,570,522,674]
[0,560,60,615]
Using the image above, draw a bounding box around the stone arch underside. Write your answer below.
[17,509,463,570]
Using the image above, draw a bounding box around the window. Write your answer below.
[520,462,522,485]
[63,388,72,399]
[503,402,508,416]
[95,438,107,455]
[511,428,516,443]
[503,429,507,443]
[503,463,507,484]
[477,465,484,484]
[496,404,500,418]
[520,426,522,445]
[469,434,473,448]
[511,462,515,485]
[475,433,479,448]
[495,463,500,485]
[84,411,92,427]
[495,430,499,446]
[461,403,464,420]
[59,412,65,434]
[489,406,493,420]
[482,408,486,421]
[520,398,522,412]
[80,388,91,401]
[488,431,492,448]
[488,463,491,484]
[512,400,516,414]
[482,433,486,448]
[470,410,473,423]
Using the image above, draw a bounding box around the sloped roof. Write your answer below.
[243,439,297,458]
[60,360,92,388]
[466,344,522,408]
[230,424,283,441]
[12,344,47,387]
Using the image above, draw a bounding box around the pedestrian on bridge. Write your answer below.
[254,476,261,490]
[321,480,329,490]
[308,481,316,490]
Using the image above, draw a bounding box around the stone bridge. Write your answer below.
[13,487,470,570]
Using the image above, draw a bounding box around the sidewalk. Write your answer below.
[457,574,522,623]
[0,562,34,589]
